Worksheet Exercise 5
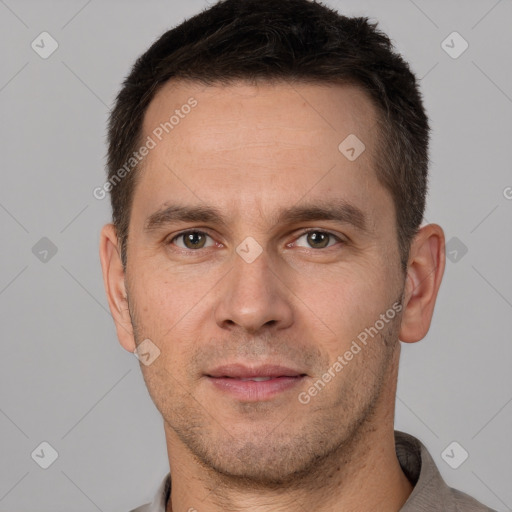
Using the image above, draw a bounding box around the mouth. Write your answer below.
[205,364,307,401]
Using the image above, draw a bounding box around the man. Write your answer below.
[99,0,496,510]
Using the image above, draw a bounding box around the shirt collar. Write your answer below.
[394,429,458,510]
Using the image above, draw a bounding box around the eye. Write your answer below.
[169,230,216,250]
[293,229,343,249]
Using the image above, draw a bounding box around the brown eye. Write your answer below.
[295,230,341,249]
[170,231,213,250]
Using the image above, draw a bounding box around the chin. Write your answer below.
[203,447,315,487]
[186,426,341,488]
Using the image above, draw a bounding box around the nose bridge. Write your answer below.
[214,241,293,332]
[236,240,275,295]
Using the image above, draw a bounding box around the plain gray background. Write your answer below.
[1,0,511,510]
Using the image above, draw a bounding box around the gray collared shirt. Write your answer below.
[130,430,497,511]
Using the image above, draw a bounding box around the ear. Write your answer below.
[99,224,136,352]
[399,223,446,343]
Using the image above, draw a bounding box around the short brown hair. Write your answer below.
[106,0,430,272]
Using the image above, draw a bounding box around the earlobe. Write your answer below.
[99,224,136,352]
[399,224,446,343]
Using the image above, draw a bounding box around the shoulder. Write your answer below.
[451,487,498,512]
[395,431,497,512]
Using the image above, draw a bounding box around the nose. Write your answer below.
[214,245,294,334]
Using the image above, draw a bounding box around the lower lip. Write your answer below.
[206,376,305,401]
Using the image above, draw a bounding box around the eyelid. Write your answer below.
[296,227,344,239]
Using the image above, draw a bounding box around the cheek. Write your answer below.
[130,269,211,358]
[128,269,181,337]
[302,262,396,348]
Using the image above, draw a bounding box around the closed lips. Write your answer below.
[205,364,307,379]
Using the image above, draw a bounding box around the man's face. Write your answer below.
[124,81,406,484]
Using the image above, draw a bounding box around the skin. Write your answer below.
[100,80,445,511]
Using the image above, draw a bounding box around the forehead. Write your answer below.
[143,79,378,152]
[133,79,389,232]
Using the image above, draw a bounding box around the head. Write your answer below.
[106,0,430,274]
[100,0,444,487]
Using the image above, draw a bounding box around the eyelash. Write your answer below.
[167,228,345,252]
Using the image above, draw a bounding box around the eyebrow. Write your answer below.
[143,199,369,234]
